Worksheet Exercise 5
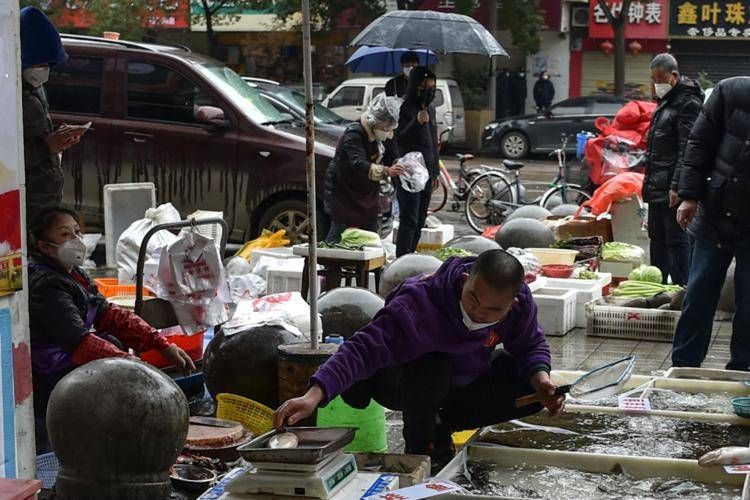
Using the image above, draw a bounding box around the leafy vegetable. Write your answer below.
[629,265,663,284]
[613,280,682,299]
[577,270,598,280]
[433,247,476,261]
[320,228,382,251]
[602,242,645,264]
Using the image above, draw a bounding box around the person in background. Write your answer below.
[275,250,563,471]
[29,207,196,452]
[20,7,87,222]
[644,53,703,287]
[385,51,420,98]
[395,67,439,256]
[510,67,528,116]
[324,94,405,243]
[672,77,750,370]
[495,68,512,120]
[533,70,555,114]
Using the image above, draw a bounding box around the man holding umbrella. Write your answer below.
[385,50,420,98]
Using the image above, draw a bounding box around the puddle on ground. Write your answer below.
[454,461,742,499]
[570,389,735,414]
[479,412,750,459]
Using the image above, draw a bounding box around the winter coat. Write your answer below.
[324,121,398,226]
[678,77,750,248]
[385,74,409,98]
[397,68,439,179]
[642,77,703,204]
[533,78,555,108]
[23,83,63,222]
[312,256,552,405]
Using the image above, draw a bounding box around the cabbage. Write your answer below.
[629,265,662,284]
[602,242,645,264]
[340,228,381,247]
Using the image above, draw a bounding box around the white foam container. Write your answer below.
[532,287,576,336]
[540,277,604,328]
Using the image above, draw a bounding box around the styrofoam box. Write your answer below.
[541,278,604,328]
[419,224,455,246]
[599,260,640,279]
[266,267,377,295]
[533,287,577,336]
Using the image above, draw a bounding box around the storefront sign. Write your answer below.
[670,0,750,39]
[589,0,668,39]
[57,0,189,30]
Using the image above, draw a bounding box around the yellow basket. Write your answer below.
[216,393,275,436]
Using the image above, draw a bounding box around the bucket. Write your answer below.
[317,396,388,453]
[576,132,591,159]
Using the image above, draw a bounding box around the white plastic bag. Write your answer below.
[229,273,266,301]
[507,247,541,274]
[116,203,181,284]
[81,233,102,269]
[398,151,430,193]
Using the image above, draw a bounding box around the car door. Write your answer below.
[325,85,366,121]
[528,98,590,152]
[47,50,115,231]
[110,55,241,233]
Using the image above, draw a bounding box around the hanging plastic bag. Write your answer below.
[398,151,429,193]
[116,203,181,284]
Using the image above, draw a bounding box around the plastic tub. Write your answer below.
[731,397,750,418]
[541,264,574,278]
[525,248,578,266]
[140,332,204,368]
[317,396,388,453]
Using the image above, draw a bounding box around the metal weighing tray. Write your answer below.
[237,427,356,464]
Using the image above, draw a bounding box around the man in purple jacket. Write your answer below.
[275,250,564,465]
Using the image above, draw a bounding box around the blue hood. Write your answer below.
[20,7,68,70]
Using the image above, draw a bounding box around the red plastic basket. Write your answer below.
[94,278,154,299]
[140,332,204,368]
[541,264,574,279]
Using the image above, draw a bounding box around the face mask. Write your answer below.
[542,75,549,80]
[48,237,86,269]
[654,82,672,99]
[519,72,525,78]
[403,66,413,77]
[374,129,393,142]
[459,301,499,331]
[23,66,50,88]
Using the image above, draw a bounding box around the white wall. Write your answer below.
[526,31,571,114]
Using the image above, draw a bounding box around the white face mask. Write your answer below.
[459,301,499,331]
[49,237,86,269]
[403,66,413,77]
[374,129,394,142]
[23,66,50,88]
[654,83,672,99]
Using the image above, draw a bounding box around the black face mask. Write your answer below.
[420,87,436,105]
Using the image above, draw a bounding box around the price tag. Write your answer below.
[618,397,651,412]
[724,465,750,474]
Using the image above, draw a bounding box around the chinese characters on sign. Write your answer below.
[670,1,750,38]
[589,0,668,39]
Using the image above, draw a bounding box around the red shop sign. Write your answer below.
[589,0,668,39]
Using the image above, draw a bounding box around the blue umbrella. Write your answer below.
[346,46,438,75]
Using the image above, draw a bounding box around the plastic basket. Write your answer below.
[215,393,275,436]
[36,452,59,489]
[731,397,750,418]
[585,299,681,342]
[140,332,204,368]
[94,278,154,299]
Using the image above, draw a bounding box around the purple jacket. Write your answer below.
[312,256,551,404]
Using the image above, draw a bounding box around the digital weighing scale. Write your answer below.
[226,452,358,499]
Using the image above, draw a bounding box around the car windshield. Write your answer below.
[196,63,287,124]
[283,89,347,125]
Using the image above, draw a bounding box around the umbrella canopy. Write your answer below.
[350,10,508,57]
[346,46,439,75]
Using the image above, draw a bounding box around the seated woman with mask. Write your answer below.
[323,93,405,243]
[28,207,196,453]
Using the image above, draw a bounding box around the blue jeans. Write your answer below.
[672,238,750,370]
[325,221,378,244]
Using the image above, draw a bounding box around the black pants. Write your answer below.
[340,350,542,454]
[647,202,691,286]
[396,183,432,257]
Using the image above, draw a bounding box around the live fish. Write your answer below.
[699,446,750,466]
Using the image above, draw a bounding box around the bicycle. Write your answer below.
[429,128,485,214]
[464,135,592,233]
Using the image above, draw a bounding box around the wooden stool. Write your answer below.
[301,255,386,298]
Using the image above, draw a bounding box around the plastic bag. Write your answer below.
[81,233,102,269]
[156,230,234,335]
[222,292,320,338]
[506,247,541,274]
[225,256,253,277]
[398,151,429,193]
[577,172,645,217]
[229,273,266,301]
[116,203,181,284]
[235,229,290,260]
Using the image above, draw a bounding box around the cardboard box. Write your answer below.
[353,453,431,488]
[550,216,613,242]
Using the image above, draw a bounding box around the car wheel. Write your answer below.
[500,131,529,159]
[256,199,330,245]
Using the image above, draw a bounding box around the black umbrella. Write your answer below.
[350,9,508,57]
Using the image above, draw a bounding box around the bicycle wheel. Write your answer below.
[540,184,591,209]
[465,172,514,233]
[428,176,448,214]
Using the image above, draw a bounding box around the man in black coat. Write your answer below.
[644,54,703,287]
[495,68,512,120]
[671,76,750,370]
[533,71,555,114]
[510,68,527,116]
[385,51,420,98]
[395,67,439,256]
